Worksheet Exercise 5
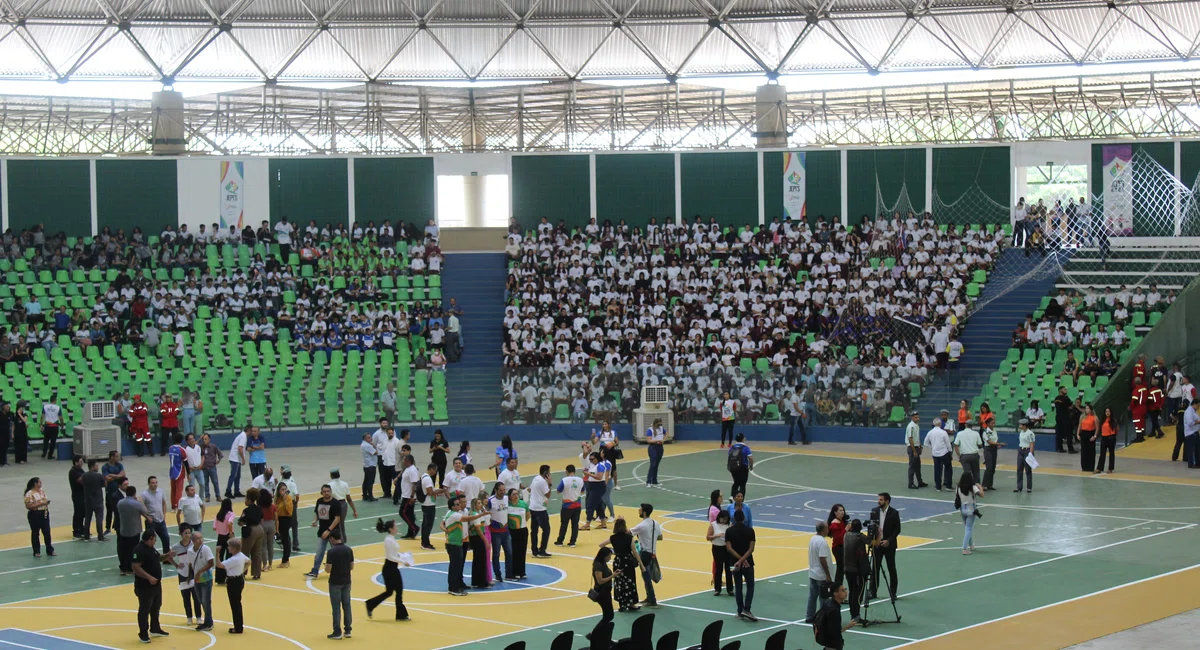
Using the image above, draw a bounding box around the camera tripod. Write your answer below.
[858,545,901,627]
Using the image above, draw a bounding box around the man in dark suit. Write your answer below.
[868,492,901,601]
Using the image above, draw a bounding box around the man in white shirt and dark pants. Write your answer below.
[904,412,927,489]
[954,421,984,483]
[528,465,552,557]
[398,456,420,539]
[924,418,954,492]
[225,427,247,499]
[631,504,661,608]
[805,521,833,624]
[360,434,378,502]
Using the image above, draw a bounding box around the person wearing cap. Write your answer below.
[923,418,953,492]
[953,419,985,484]
[1015,419,1036,493]
[939,409,956,435]
[903,412,927,489]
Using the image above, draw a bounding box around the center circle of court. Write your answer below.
[378,562,566,592]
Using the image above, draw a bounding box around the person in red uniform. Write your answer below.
[129,395,151,458]
[1132,355,1147,386]
[1129,378,1149,443]
[1148,383,1166,439]
[159,395,181,457]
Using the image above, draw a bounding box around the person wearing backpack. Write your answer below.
[727,433,753,497]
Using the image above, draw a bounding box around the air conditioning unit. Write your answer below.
[74,400,121,460]
[632,385,675,443]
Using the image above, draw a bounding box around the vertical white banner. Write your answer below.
[783,151,806,220]
[219,161,245,230]
[1102,144,1133,236]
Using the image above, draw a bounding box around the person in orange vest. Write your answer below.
[1129,378,1149,443]
[1147,383,1166,440]
[129,395,151,458]
[159,394,181,457]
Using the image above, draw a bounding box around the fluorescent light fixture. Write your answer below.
[385,79,548,89]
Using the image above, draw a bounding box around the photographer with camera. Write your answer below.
[840,519,870,622]
[805,522,834,624]
[867,492,900,601]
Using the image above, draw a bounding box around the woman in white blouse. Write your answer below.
[365,519,409,621]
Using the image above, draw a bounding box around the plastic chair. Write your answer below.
[581,622,613,650]
[655,630,680,650]
[762,630,786,650]
[618,613,655,650]
[685,620,722,650]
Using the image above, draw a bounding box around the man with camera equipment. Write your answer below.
[841,519,870,622]
[867,492,900,601]
[805,522,833,624]
[813,583,856,650]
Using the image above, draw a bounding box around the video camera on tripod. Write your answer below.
[859,529,902,627]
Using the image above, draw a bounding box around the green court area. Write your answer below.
[454,448,1200,650]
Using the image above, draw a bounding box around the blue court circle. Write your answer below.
[373,562,567,593]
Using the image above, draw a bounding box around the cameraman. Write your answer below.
[868,492,900,600]
[841,519,870,622]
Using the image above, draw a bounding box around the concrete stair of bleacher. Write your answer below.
[917,248,1062,423]
[442,252,507,425]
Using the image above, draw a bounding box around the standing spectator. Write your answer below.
[841,519,870,623]
[1183,400,1200,468]
[81,459,107,541]
[280,467,301,553]
[419,463,443,550]
[528,464,552,557]
[805,522,833,624]
[40,393,63,460]
[727,433,753,498]
[554,464,584,547]
[180,388,201,438]
[117,484,149,575]
[956,473,983,555]
[398,456,420,539]
[1015,419,1035,493]
[380,386,398,424]
[924,419,953,492]
[785,391,808,445]
[198,434,222,502]
[706,510,732,596]
[175,484,205,536]
[429,430,450,486]
[0,401,11,467]
[214,538,249,634]
[212,499,235,584]
[69,455,86,539]
[159,395,181,458]
[327,468,357,544]
[581,452,609,531]
[719,392,738,448]
[903,412,926,489]
[140,476,171,553]
[274,483,294,568]
[630,504,661,608]
[378,428,401,503]
[12,401,29,464]
[589,547,619,638]
[826,504,847,587]
[980,421,1002,491]
[601,517,643,612]
[246,427,267,478]
[188,531,216,631]
[1076,404,1099,473]
[1096,407,1119,474]
[102,451,127,535]
[953,423,983,482]
[167,433,187,509]
[867,493,900,601]
[131,529,172,643]
[1052,388,1076,453]
[226,427,248,498]
[183,434,203,494]
[644,418,666,488]
[724,509,757,622]
[129,395,151,457]
[24,477,55,557]
[169,524,201,628]
[360,433,378,502]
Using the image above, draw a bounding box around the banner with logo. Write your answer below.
[1101,144,1133,236]
[219,161,245,230]
[783,151,806,220]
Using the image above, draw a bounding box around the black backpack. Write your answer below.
[727,444,747,472]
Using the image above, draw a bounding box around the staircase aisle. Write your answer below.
[441,252,507,425]
[919,248,1062,418]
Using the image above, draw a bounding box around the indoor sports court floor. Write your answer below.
[2,441,1200,650]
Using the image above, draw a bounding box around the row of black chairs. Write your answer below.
[502,614,791,650]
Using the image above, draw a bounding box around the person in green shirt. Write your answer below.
[440,495,486,596]
[467,497,490,589]
[507,489,529,580]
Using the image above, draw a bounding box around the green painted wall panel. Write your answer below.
[1182,142,1200,191]
[96,159,178,237]
[680,152,757,226]
[932,146,1011,223]
[511,154,591,231]
[269,158,349,229]
[761,150,840,225]
[846,148,925,221]
[7,160,91,237]
[353,157,435,230]
[595,153,674,229]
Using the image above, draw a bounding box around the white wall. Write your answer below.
[176,158,270,234]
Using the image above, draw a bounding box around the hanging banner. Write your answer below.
[1101,145,1133,236]
[219,161,245,230]
[783,151,806,220]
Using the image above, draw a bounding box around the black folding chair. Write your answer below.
[655,630,680,650]
[618,613,656,650]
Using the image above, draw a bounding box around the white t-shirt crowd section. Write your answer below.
[499,213,1005,425]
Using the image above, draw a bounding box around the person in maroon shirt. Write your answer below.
[826,504,847,587]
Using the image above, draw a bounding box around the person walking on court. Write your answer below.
[645,418,666,487]
[273,483,294,568]
[327,467,357,544]
[528,464,552,557]
[118,484,150,574]
[419,463,444,550]
[953,421,983,482]
[904,412,927,489]
[924,419,953,492]
[555,464,584,547]
[305,485,345,579]
[398,455,421,539]
[367,518,411,620]
[24,477,55,557]
[324,532,355,639]
[214,537,249,634]
[1096,407,1119,474]
[727,433,753,497]
[82,459,108,541]
[726,490,753,528]
[956,473,983,555]
[724,509,757,621]
[1015,419,1035,493]
[131,528,173,643]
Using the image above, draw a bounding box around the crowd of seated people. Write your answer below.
[0,218,446,367]
[1011,284,1176,382]
[499,211,1005,425]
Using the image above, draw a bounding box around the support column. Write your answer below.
[674,153,682,225]
[839,149,848,227]
[925,146,934,214]
[754,84,788,149]
[462,133,486,227]
[589,154,597,223]
[89,159,98,236]
[1174,140,1182,236]
[0,159,8,232]
[347,157,356,228]
[757,150,765,225]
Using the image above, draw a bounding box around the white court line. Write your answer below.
[0,641,40,650]
[0,556,118,576]
[902,519,1157,551]
[40,623,217,650]
[885,561,1200,649]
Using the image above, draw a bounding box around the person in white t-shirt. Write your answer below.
[457,464,485,506]
[226,428,248,498]
[806,522,833,623]
[719,392,738,448]
[923,418,954,491]
[554,465,585,547]
[528,465,552,557]
[497,458,522,494]
[419,463,444,550]
[214,538,249,633]
[398,456,421,539]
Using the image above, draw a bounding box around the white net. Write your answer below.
[875,179,917,217]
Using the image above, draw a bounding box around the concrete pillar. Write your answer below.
[150,90,186,155]
[754,84,788,149]
[462,132,487,227]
